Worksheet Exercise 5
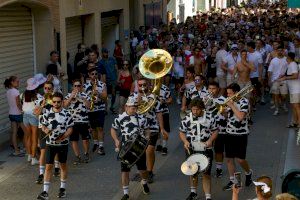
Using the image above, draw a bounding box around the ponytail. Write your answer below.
[3,76,17,89]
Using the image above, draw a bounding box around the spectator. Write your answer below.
[113,40,124,69]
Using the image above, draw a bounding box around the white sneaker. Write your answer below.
[273,110,279,116]
[27,154,32,162]
[31,157,39,166]
[270,105,275,109]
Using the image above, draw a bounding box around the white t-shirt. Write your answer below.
[268,57,288,82]
[223,53,241,79]
[216,49,228,76]
[286,61,300,94]
[173,56,184,78]
[248,51,263,78]
[22,101,35,115]
[6,88,21,115]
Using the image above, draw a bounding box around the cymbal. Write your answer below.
[181,161,198,176]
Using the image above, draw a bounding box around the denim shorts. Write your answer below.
[9,114,23,123]
[23,113,39,126]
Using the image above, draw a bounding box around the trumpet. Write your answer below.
[90,79,98,111]
[214,83,253,113]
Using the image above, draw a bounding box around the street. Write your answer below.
[0,100,292,200]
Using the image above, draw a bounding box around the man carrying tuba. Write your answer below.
[129,77,168,183]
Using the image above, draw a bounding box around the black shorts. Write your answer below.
[148,133,159,146]
[88,110,105,129]
[70,123,91,141]
[225,134,248,159]
[214,134,227,154]
[162,113,170,133]
[45,145,68,164]
[119,89,131,98]
[121,152,147,172]
[39,130,46,149]
[185,149,213,175]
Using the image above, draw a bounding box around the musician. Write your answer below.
[37,92,74,199]
[111,96,150,200]
[181,74,208,112]
[129,77,167,183]
[204,81,227,178]
[222,83,253,191]
[34,81,61,183]
[156,81,172,155]
[179,98,218,200]
[83,67,107,155]
[64,79,91,164]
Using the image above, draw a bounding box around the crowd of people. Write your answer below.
[2,0,300,199]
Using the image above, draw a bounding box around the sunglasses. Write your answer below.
[138,83,147,87]
[44,87,52,90]
[91,73,98,76]
[74,84,81,87]
[52,101,61,104]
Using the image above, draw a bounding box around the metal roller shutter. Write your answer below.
[0,6,34,132]
[101,16,118,27]
[66,16,82,67]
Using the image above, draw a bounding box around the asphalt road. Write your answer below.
[0,100,290,200]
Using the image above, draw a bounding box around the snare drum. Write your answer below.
[118,134,149,168]
[186,153,210,173]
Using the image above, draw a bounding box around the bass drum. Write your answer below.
[118,134,149,168]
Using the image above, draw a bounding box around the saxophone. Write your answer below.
[90,79,97,111]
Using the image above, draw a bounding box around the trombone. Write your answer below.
[213,83,253,113]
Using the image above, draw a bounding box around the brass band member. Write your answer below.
[223,83,253,191]
[179,98,218,200]
[64,79,91,164]
[84,67,107,155]
[204,81,227,178]
[111,96,150,200]
[130,77,167,183]
[37,92,74,199]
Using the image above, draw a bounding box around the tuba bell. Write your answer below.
[137,49,173,114]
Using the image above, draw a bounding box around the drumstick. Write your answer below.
[41,131,52,141]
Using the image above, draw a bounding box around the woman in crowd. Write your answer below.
[173,48,185,104]
[118,60,133,113]
[22,78,40,165]
[232,176,272,200]
[4,76,26,156]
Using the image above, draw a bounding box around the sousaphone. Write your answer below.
[137,49,173,114]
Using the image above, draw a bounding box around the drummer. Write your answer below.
[111,96,150,200]
[179,98,218,200]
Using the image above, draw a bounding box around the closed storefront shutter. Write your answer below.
[0,6,34,132]
[66,16,82,67]
[101,16,118,27]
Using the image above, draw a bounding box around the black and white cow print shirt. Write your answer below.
[83,80,106,112]
[65,92,90,123]
[179,112,217,143]
[226,97,250,135]
[34,94,52,113]
[40,108,74,146]
[130,92,163,134]
[205,95,227,134]
[185,86,208,101]
[112,112,149,145]
[159,84,171,114]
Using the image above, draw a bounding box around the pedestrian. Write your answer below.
[37,92,74,199]
[4,76,26,156]
[99,48,118,114]
[232,176,272,200]
[113,40,124,69]
[118,60,133,113]
[22,78,40,165]
[111,96,150,200]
